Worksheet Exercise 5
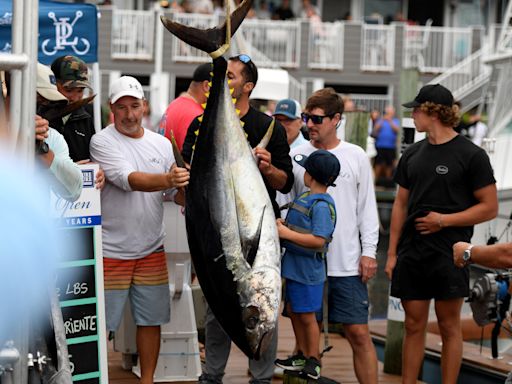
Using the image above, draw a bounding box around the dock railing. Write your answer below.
[111,9,155,60]
[360,24,395,72]
[307,21,344,70]
[403,25,474,73]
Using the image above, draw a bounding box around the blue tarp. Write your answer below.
[0,0,98,64]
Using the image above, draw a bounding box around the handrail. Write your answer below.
[427,47,491,103]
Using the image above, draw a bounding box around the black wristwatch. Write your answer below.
[36,140,49,155]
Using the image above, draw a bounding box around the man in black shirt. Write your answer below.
[50,55,96,163]
[385,84,498,384]
[182,54,293,384]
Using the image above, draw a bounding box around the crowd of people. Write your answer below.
[158,0,323,21]
[5,34,500,383]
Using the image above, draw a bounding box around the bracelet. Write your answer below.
[437,214,444,229]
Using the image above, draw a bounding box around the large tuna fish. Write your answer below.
[160,0,281,359]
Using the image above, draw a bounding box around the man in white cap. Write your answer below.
[90,76,190,384]
[35,62,83,202]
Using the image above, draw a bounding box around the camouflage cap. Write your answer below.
[51,55,91,89]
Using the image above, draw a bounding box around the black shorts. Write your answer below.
[374,148,396,166]
[390,246,469,300]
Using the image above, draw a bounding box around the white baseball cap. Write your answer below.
[36,63,67,102]
[109,76,145,104]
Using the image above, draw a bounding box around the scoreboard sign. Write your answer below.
[51,164,108,383]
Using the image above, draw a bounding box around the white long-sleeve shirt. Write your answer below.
[46,128,82,202]
[289,141,379,276]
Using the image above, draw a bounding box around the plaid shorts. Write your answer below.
[103,247,170,331]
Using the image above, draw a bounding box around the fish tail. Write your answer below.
[160,0,253,58]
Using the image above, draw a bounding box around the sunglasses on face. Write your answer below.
[301,112,335,124]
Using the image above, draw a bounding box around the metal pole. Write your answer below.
[9,0,24,151]
[153,5,164,117]
[92,62,102,133]
[18,0,38,162]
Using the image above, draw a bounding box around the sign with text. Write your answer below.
[51,164,107,384]
[387,295,405,322]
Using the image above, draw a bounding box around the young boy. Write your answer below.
[274,149,340,379]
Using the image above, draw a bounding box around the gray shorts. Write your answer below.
[103,249,170,331]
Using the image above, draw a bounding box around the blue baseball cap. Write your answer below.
[273,98,302,120]
[294,150,340,187]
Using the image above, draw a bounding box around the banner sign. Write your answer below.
[0,0,98,64]
[387,295,405,322]
[52,164,108,384]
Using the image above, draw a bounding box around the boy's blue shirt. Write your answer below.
[281,192,336,285]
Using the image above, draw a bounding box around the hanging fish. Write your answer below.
[161,0,281,359]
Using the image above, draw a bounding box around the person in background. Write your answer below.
[50,55,105,190]
[50,55,96,163]
[160,62,212,150]
[272,0,295,20]
[372,105,399,183]
[256,0,271,19]
[288,88,379,384]
[273,98,308,149]
[275,150,339,380]
[35,63,83,201]
[385,84,498,384]
[90,76,190,384]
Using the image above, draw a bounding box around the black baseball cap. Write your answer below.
[192,63,213,82]
[294,150,340,187]
[402,84,454,108]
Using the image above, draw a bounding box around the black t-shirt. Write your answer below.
[49,104,95,162]
[273,7,295,20]
[394,134,495,258]
[182,106,294,218]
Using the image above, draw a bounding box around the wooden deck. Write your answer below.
[108,315,406,383]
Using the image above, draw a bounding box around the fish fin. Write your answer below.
[160,0,253,56]
[255,118,275,149]
[242,206,265,267]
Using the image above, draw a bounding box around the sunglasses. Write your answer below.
[234,54,258,84]
[301,112,335,124]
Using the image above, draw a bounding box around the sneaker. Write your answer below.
[274,351,306,371]
[301,357,321,380]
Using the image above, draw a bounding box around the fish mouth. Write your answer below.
[242,305,274,359]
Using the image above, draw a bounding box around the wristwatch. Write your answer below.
[36,140,49,155]
[462,244,474,266]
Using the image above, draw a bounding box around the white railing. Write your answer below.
[111,9,155,60]
[360,24,395,72]
[428,48,491,103]
[288,74,305,104]
[350,93,392,113]
[240,19,301,68]
[170,13,219,63]
[403,25,473,73]
[488,57,512,137]
[308,21,344,70]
